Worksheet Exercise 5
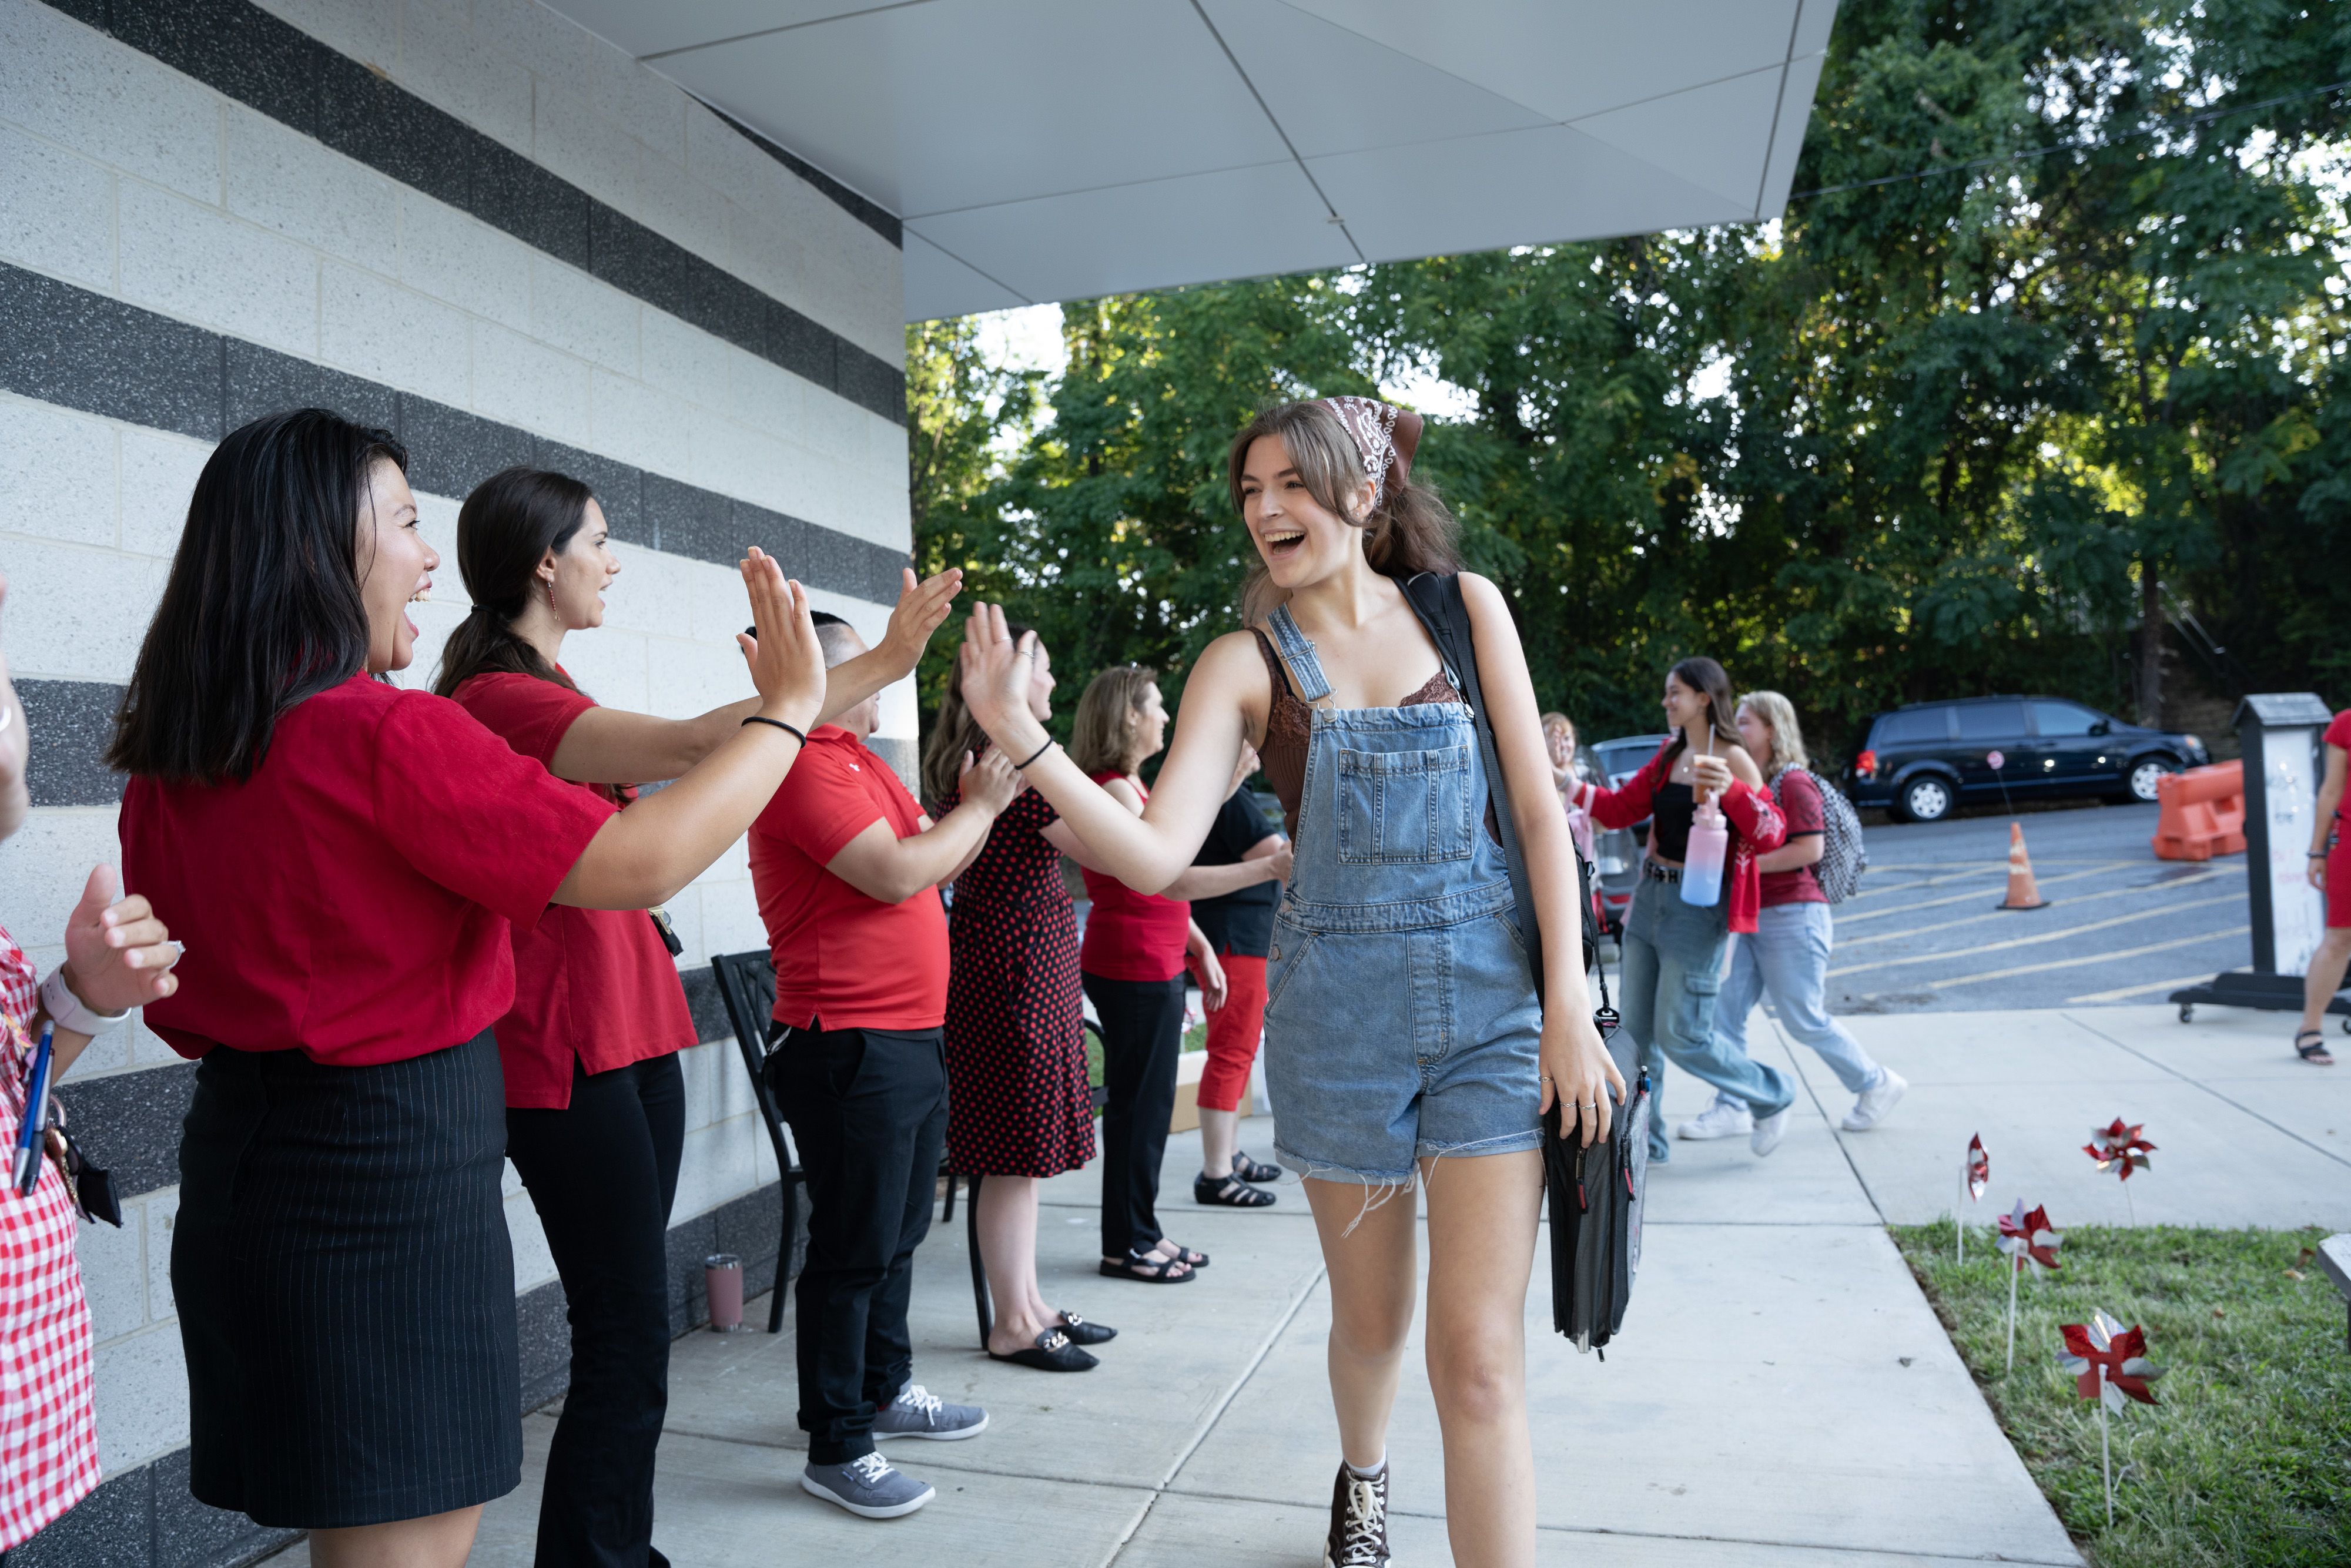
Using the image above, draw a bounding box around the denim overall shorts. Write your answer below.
[1258,605,1546,1188]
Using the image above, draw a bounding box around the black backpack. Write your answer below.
[1400,573,1648,1352]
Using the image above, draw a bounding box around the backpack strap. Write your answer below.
[1401,572,1547,1004]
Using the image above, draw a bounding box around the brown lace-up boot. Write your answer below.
[1322,1458,1391,1567]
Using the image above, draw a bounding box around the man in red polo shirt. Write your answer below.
[749,612,1023,1520]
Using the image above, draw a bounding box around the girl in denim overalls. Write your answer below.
[956,398,1620,1568]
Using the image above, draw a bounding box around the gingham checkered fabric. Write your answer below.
[0,926,101,1550]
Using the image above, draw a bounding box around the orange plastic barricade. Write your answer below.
[2151,760,2246,861]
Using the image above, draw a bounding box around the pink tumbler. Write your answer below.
[1679,799,1727,907]
[705,1253,744,1332]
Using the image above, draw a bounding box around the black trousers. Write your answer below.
[766,1023,947,1465]
[506,1054,685,1568]
[1084,973,1185,1260]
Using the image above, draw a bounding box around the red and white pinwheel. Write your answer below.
[2083,1118,2153,1181]
[1997,1202,2063,1275]
[2058,1311,2164,1412]
[1966,1134,1990,1200]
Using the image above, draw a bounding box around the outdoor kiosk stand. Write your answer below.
[2170,692,2348,1027]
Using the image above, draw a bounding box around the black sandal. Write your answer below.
[1195,1171,1277,1207]
[1157,1241,1209,1269]
[987,1327,1099,1371]
[2295,1028,2336,1066]
[1232,1150,1283,1184]
[1056,1311,1116,1345]
[1100,1248,1195,1283]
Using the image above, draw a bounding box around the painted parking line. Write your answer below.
[1925,926,2249,990]
[1835,861,2143,925]
[1832,868,2231,951]
[1826,892,2243,978]
[2065,973,2222,1004]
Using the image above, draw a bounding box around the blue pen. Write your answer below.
[14,1020,53,1195]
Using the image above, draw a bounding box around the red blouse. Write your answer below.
[120,676,616,1067]
[1079,772,1191,983]
[450,672,700,1109]
[1576,740,1787,934]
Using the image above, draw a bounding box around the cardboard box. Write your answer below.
[1169,1048,1207,1134]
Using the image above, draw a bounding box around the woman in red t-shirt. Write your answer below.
[433,468,958,1560]
[1068,666,1285,1283]
[109,411,828,1566]
[2296,708,2350,1066]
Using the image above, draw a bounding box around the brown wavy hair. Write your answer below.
[431,466,594,699]
[1226,400,1460,625]
[1660,655,1742,768]
[921,621,1033,806]
[1069,664,1158,777]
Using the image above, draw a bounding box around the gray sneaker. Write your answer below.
[873,1383,989,1441]
[801,1452,934,1519]
[1750,1105,1791,1157]
[1841,1068,1908,1131]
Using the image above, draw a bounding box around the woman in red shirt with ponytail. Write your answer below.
[436,466,959,1564]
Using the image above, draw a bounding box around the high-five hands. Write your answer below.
[878,567,965,679]
[734,548,825,729]
[958,746,1026,816]
[957,604,1049,755]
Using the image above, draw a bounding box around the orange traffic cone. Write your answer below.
[1999,821,2047,910]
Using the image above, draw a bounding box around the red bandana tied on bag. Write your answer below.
[2058,1312,2164,1410]
[1315,396,1424,511]
[1996,1201,2064,1274]
[2083,1118,2154,1181]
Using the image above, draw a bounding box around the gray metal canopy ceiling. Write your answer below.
[550,1,1840,321]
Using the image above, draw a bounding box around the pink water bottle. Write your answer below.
[1680,797,1727,907]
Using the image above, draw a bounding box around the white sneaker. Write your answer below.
[1676,1100,1752,1141]
[1841,1068,1908,1132]
[1750,1105,1791,1157]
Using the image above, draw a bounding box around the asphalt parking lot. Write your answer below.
[1824,799,2252,1013]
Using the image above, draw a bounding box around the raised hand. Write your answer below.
[957,603,1048,755]
[1689,752,1732,803]
[61,865,180,1015]
[877,567,964,678]
[734,548,825,728]
[958,745,1025,816]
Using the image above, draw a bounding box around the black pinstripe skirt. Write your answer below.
[173,1031,522,1528]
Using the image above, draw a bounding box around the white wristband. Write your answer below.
[39,966,129,1037]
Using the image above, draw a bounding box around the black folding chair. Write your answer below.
[710,951,808,1334]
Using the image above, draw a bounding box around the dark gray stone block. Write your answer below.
[584,206,677,314]
[473,140,591,272]
[764,301,836,393]
[316,50,471,215]
[528,438,642,544]
[679,963,729,1044]
[639,473,728,564]
[148,1448,298,1568]
[692,266,767,360]
[836,349,907,427]
[6,1459,149,1568]
[395,396,533,501]
[0,264,221,443]
[53,1060,195,1201]
[110,0,335,140]
[19,679,125,808]
[40,0,109,29]
[515,1275,572,1412]
[224,340,397,435]
[726,501,815,581]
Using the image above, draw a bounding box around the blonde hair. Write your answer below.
[1540,711,1573,740]
[1226,401,1460,626]
[1070,664,1158,776]
[1737,690,1809,778]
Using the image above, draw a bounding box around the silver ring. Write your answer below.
[1579,1101,1598,1110]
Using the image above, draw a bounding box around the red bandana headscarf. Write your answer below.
[1315,396,1424,513]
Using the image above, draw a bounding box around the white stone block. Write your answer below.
[587,368,691,479]
[250,0,399,74]
[531,74,640,219]
[397,0,533,155]
[92,1322,189,1477]
[587,37,684,166]
[678,1036,724,1134]
[0,809,120,952]
[73,1200,148,1343]
[505,1181,558,1293]
[413,489,461,563]
[684,100,788,210]
[599,540,691,639]
[60,1011,133,1077]
[0,0,222,205]
[396,598,468,692]
[118,425,211,559]
[528,255,639,376]
[118,181,320,359]
[723,349,802,442]
[126,1011,178,1070]
[553,625,648,715]
[685,554,757,644]
[636,152,729,278]
[224,105,397,268]
[471,321,590,445]
[397,190,531,335]
[687,419,794,521]
[671,1111,775,1225]
[0,120,115,290]
[696,889,768,971]
[142,1188,178,1322]
[321,262,472,411]
[0,398,116,548]
[647,635,751,721]
[638,309,735,409]
[805,226,907,364]
[0,540,162,683]
[469,0,591,91]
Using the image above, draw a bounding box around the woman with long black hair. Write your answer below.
[109,410,828,1568]
[434,465,958,1563]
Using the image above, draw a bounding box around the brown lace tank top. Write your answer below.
[1250,626,1463,838]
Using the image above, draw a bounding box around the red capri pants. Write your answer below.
[2329,822,2350,929]
[1190,947,1267,1113]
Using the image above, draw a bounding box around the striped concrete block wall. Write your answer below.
[0,1,907,1562]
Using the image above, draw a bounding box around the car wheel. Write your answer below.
[1900,776,1953,823]
[2127,758,2176,803]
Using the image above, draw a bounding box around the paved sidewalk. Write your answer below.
[272,1009,2140,1567]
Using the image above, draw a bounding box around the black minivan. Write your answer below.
[1842,696,2210,823]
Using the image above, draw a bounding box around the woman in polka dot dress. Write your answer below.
[923,634,1111,1370]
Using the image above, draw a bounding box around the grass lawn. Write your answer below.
[1892,1222,2348,1568]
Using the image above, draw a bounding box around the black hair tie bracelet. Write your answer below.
[743,716,809,746]
[1014,738,1056,770]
